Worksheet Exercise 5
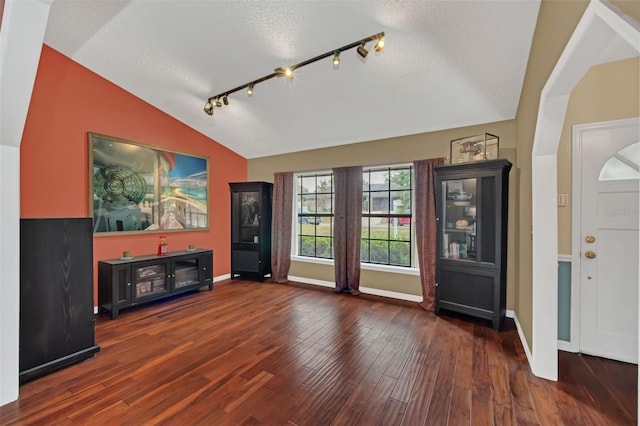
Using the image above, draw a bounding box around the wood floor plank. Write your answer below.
[354,374,397,425]
[1,280,636,425]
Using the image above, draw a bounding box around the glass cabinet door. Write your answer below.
[440,175,497,263]
[231,190,261,244]
[133,263,169,299]
[441,178,477,260]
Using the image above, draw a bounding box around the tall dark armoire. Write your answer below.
[20,218,100,383]
[434,159,511,330]
[229,182,273,281]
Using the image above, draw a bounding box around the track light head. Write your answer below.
[285,67,294,79]
[373,36,385,53]
[214,97,222,108]
[203,100,214,116]
[247,84,254,97]
[222,95,229,106]
[357,43,368,59]
[276,67,294,80]
[332,51,340,69]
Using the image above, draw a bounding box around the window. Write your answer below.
[599,142,640,181]
[362,166,413,267]
[295,173,334,259]
[294,165,414,268]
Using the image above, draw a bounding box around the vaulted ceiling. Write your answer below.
[44,0,540,159]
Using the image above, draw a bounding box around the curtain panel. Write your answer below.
[333,166,363,294]
[271,172,293,283]
[414,158,445,311]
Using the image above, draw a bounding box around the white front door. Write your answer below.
[577,117,639,364]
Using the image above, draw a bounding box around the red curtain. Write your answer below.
[333,166,363,294]
[271,172,293,283]
[414,158,445,311]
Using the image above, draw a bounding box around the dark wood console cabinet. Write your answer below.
[20,218,100,383]
[98,249,213,319]
[434,159,511,330]
[229,182,272,281]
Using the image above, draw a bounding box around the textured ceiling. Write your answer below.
[44,0,540,159]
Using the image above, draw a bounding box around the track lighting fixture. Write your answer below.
[373,36,385,53]
[203,100,213,116]
[356,42,368,59]
[203,32,385,117]
[275,66,295,80]
[285,67,293,79]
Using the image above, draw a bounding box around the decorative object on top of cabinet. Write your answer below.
[434,159,511,330]
[450,133,499,164]
[229,182,273,281]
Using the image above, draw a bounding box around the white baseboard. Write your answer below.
[558,340,576,352]
[507,309,534,369]
[214,274,230,282]
[288,275,423,303]
[288,276,334,288]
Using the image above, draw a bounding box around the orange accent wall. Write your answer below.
[21,45,247,303]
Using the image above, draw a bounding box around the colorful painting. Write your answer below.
[89,133,208,234]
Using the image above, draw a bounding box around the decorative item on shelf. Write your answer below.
[446,216,454,229]
[157,236,168,256]
[187,244,196,252]
[121,250,133,260]
[455,219,470,229]
[450,133,499,164]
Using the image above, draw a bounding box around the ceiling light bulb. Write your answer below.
[247,84,254,96]
[332,51,340,68]
[222,95,229,106]
[203,101,214,116]
[284,67,294,79]
[357,43,368,59]
[373,37,385,53]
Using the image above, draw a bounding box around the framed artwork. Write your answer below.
[89,133,209,234]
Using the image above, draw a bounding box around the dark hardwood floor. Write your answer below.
[1,280,636,425]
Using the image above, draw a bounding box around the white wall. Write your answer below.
[0,0,51,406]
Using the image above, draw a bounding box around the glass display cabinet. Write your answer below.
[229,181,273,281]
[434,159,511,330]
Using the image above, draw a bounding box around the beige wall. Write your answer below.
[557,58,640,254]
[249,121,518,307]
[250,0,639,352]
[515,0,639,349]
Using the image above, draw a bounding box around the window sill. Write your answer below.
[290,255,420,276]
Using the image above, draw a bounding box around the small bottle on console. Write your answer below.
[157,236,168,256]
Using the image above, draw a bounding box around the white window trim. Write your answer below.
[292,164,418,270]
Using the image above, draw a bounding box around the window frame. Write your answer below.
[292,164,416,268]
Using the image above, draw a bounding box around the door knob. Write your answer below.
[585,235,595,243]
[585,250,596,259]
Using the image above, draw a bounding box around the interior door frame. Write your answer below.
[570,117,639,354]
[530,0,639,381]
